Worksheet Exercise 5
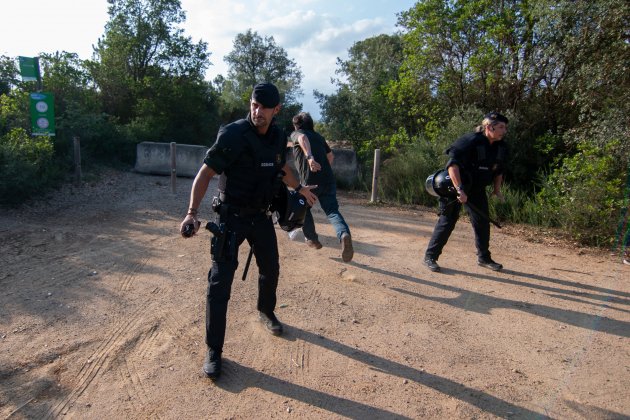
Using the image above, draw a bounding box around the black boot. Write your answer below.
[423,257,440,272]
[478,257,503,271]
[203,348,222,380]
[259,311,283,336]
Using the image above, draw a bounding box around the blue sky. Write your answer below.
[1,0,417,119]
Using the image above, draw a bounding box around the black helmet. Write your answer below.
[425,169,470,198]
[424,169,471,198]
[426,170,455,197]
[272,185,309,231]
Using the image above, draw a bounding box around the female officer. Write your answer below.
[423,112,509,273]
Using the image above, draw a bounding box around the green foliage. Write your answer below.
[317,34,405,153]
[488,184,544,226]
[0,55,20,96]
[220,29,303,131]
[379,132,445,205]
[88,0,212,131]
[0,129,63,206]
[0,92,30,135]
[535,141,625,245]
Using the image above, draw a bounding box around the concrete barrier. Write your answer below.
[134,141,358,184]
[134,142,207,178]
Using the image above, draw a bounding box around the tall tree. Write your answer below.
[221,29,303,129]
[316,34,404,155]
[88,0,211,124]
[85,0,219,145]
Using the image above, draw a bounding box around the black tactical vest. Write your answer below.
[217,119,286,209]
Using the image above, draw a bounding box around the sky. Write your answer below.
[1,0,416,119]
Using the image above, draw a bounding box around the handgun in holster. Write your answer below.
[207,196,236,262]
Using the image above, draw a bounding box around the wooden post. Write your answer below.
[170,142,177,193]
[370,148,381,203]
[73,136,81,185]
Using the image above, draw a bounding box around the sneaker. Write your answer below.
[305,239,323,249]
[423,257,440,272]
[202,349,222,380]
[259,311,283,336]
[341,233,354,262]
[478,258,503,271]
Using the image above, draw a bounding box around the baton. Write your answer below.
[445,198,502,229]
[242,246,254,280]
[465,201,502,229]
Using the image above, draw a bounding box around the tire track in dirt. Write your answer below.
[162,309,199,347]
[43,304,153,419]
[290,338,310,381]
[118,257,150,292]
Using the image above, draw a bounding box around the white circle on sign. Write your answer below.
[37,117,50,129]
[36,101,48,113]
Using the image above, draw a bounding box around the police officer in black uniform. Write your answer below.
[179,83,317,380]
[423,112,509,273]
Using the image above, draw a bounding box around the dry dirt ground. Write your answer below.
[1,169,628,420]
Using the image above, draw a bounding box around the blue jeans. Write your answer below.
[302,183,350,242]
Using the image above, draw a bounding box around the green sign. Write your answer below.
[29,92,55,136]
[19,56,40,82]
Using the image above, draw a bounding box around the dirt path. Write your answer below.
[0,169,628,419]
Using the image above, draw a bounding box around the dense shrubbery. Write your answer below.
[0,128,64,206]
[535,141,625,245]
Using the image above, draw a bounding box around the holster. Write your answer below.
[207,197,236,263]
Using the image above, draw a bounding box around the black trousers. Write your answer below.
[205,212,279,353]
[425,190,491,261]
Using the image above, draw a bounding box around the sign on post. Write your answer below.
[18,56,40,82]
[29,92,56,136]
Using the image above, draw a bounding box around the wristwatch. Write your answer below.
[306,154,313,160]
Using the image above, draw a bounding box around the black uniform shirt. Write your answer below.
[204,115,286,208]
[445,131,508,190]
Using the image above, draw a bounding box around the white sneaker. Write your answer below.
[288,229,303,241]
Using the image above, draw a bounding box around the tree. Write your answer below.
[84,0,220,148]
[221,29,303,130]
[88,0,211,124]
[317,34,405,155]
[0,56,20,96]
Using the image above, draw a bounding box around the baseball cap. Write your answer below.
[484,111,509,124]
[251,83,280,108]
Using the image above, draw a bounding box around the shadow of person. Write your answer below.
[340,259,630,338]
[215,325,542,419]
[214,358,411,419]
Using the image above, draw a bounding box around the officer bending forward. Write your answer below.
[423,112,509,273]
[179,83,317,380]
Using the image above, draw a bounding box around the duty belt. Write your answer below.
[216,194,267,217]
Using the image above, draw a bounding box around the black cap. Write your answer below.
[251,83,280,108]
[484,111,509,124]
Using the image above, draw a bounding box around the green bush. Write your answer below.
[488,184,544,226]
[535,141,625,245]
[0,128,64,206]
[57,104,137,166]
[379,135,444,205]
